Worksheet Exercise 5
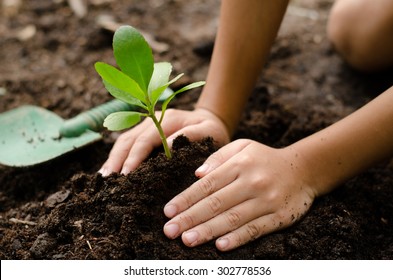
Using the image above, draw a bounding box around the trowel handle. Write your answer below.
[59,100,135,137]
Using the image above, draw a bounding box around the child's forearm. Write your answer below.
[294,86,393,196]
[196,0,289,136]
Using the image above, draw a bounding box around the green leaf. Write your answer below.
[159,81,205,123]
[103,111,142,131]
[113,26,153,93]
[173,81,206,95]
[95,62,146,102]
[103,81,147,110]
[150,73,184,107]
[148,62,172,94]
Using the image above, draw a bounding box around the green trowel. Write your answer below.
[0,89,171,167]
[0,99,131,167]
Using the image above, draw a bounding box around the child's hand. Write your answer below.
[98,108,230,176]
[163,139,316,251]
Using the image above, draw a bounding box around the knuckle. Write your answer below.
[245,174,277,200]
[225,210,242,229]
[206,150,225,166]
[243,173,268,194]
[134,134,154,145]
[233,138,251,146]
[230,231,243,248]
[197,176,216,195]
[207,196,223,215]
[225,218,265,249]
[177,193,194,209]
[245,223,261,240]
[266,188,281,205]
[237,153,254,166]
[201,223,215,240]
[249,173,266,188]
[178,212,195,229]
[116,132,133,144]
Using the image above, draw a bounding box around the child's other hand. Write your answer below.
[98,108,230,176]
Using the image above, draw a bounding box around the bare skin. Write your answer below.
[99,0,393,251]
[327,0,393,72]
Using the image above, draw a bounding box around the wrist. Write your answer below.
[194,103,237,138]
[279,144,320,199]
[283,142,339,199]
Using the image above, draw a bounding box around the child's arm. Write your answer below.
[196,0,289,137]
[296,85,393,196]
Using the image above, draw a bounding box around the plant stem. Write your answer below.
[151,114,172,159]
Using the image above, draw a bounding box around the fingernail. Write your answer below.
[183,231,199,246]
[196,163,208,174]
[164,204,177,218]
[216,237,230,250]
[98,168,109,177]
[120,167,130,175]
[164,223,179,238]
[167,136,174,148]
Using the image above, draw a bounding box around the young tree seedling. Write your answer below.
[95,25,205,159]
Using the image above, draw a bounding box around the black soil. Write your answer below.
[0,0,392,259]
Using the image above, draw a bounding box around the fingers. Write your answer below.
[163,141,258,243]
[163,141,253,236]
[170,196,297,251]
[195,139,251,177]
[99,119,162,175]
[119,129,163,174]
[186,213,280,251]
[216,202,309,251]
[164,158,241,219]
[180,198,269,248]
[98,131,135,176]
[215,213,283,251]
[163,164,242,241]
[165,188,290,251]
